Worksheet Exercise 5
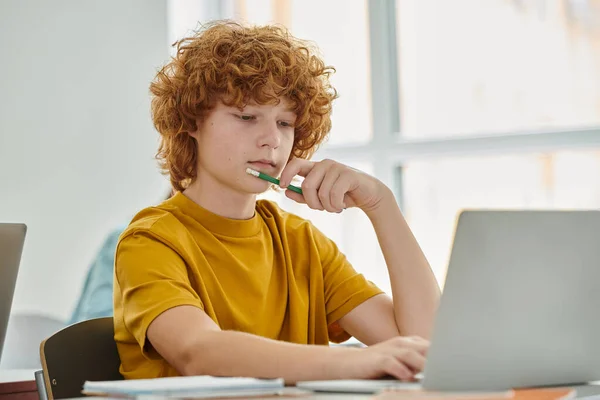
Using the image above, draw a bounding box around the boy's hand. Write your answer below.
[279,158,390,214]
[337,336,429,381]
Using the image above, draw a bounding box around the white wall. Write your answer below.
[0,0,171,321]
[167,0,221,47]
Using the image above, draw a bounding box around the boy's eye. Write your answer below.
[238,114,255,121]
[279,121,294,128]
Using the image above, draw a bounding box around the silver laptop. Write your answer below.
[299,210,600,393]
[422,210,600,391]
[0,223,27,363]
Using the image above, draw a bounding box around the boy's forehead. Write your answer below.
[246,98,295,110]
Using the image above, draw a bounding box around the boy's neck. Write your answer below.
[183,175,257,220]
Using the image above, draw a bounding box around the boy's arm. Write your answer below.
[146,305,428,383]
[367,188,440,339]
[279,159,441,342]
[338,187,440,342]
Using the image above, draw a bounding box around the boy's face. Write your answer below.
[191,97,297,194]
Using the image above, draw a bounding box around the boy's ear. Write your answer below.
[188,118,202,139]
[188,118,202,141]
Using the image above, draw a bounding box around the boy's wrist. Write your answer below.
[362,185,397,219]
[321,345,362,380]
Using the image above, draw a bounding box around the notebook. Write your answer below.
[82,375,286,399]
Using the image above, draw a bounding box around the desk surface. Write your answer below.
[0,370,39,400]
[0,369,37,384]
[29,386,600,400]
[64,391,600,400]
[3,370,600,399]
[68,397,368,400]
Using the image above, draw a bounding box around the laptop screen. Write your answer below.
[0,223,27,363]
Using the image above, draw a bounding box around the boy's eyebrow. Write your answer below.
[239,104,297,115]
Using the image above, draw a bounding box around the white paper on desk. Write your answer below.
[133,387,310,399]
[296,379,422,394]
[83,375,284,397]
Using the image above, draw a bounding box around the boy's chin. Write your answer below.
[243,181,272,195]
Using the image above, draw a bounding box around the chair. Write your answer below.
[39,317,123,400]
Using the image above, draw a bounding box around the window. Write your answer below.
[392,0,600,285]
[396,0,600,138]
[402,149,600,285]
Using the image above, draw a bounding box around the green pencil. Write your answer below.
[246,168,303,195]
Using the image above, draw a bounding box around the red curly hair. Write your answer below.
[150,21,338,192]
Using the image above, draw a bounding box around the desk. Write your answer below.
[2,371,600,400]
[53,385,600,400]
[0,370,38,400]
[67,397,370,400]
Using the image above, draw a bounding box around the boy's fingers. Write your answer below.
[284,189,306,204]
[329,174,352,211]
[301,165,326,210]
[318,170,341,213]
[382,357,414,381]
[279,158,314,188]
[388,349,426,373]
[391,337,429,356]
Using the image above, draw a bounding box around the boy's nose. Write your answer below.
[259,123,281,149]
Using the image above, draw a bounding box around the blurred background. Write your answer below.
[1,0,600,325]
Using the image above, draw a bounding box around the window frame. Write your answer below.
[316,0,600,209]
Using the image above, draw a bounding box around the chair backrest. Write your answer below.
[39,317,123,399]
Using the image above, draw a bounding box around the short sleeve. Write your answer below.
[114,230,204,358]
[311,225,384,343]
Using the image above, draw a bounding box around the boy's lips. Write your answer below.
[248,160,276,169]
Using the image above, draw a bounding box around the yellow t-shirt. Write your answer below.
[113,192,383,379]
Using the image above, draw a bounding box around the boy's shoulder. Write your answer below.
[119,203,183,242]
